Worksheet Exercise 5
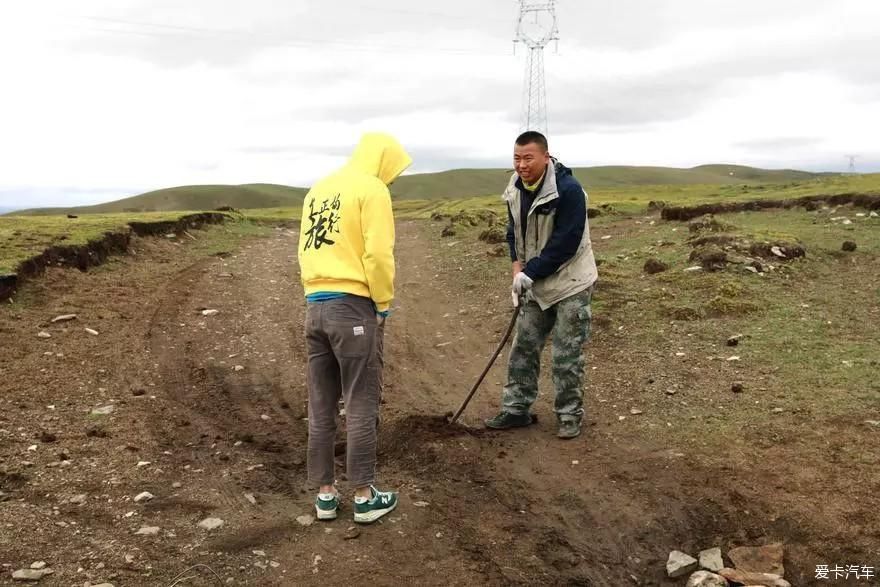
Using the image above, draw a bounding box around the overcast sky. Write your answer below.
[1,0,878,209]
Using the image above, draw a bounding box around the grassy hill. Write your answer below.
[10,165,832,215]
[12,184,308,216]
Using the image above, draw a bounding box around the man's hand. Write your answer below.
[512,260,523,278]
[512,271,533,296]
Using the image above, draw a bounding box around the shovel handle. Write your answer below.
[448,304,521,424]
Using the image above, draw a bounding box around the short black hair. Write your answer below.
[515,131,548,152]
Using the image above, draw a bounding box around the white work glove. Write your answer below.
[512,271,534,296]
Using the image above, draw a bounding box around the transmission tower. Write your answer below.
[845,154,859,174]
[514,1,559,135]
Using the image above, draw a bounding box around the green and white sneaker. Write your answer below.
[315,492,340,520]
[353,486,398,524]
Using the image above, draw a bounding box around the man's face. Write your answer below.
[513,141,550,185]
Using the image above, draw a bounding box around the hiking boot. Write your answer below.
[353,486,398,524]
[485,411,534,430]
[557,419,582,439]
[315,492,340,520]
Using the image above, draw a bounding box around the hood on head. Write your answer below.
[346,132,413,186]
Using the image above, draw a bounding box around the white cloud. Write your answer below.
[1,0,878,208]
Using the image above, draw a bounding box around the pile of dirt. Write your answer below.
[662,192,880,221]
[438,208,505,241]
[1,213,229,302]
[684,216,806,273]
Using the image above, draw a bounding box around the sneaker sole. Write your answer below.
[557,429,581,439]
[316,508,338,520]
[353,500,397,524]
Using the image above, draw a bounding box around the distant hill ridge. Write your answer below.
[10,165,828,215]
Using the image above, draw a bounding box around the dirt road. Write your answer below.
[2,219,877,586]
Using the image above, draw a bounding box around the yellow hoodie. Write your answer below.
[298,133,412,312]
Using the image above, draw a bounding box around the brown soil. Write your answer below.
[0,220,877,586]
[1,213,228,303]
[662,192,880,221]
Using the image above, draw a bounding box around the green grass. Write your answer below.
[12,184,309,216]
[12,165,864,216]
[0,210,209,274]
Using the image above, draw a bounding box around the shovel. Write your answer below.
[447,291,522,424]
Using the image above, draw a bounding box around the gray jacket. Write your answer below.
[502,162,598,310]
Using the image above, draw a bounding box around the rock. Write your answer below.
[769,246,787,258]
[133,491,154,503]
[718,568,790,587]
[198,517,225,530]
[727,334,742,347]
[667,550,700,578]
[92,584,115,587]
[84,328,99,336]
[91,405,115,416]
[687,570,729,587]
[644,258,670,274]
[37,332,51,338]
[296,515,315,527]
[771,407,784,414]
[172,482,182,489]
[29,562,46,570]
[871,211,879,218]
[39,431,57,443]
[842,241,857,252]
[135,526,160,536]
[441,225,456,237]
[201,309,220,316]
[131,388,146,397]
[12,568,53,581]
[699,547,724,572]
[727,543,784,576]
[865,420,880,427]
[344,526,361,540]
[412,501,430,507]
[629,408,643,415]
[69,494,87,505]
[51,314,77,323]
[233,365,245,372]
[244,492,257,505]
[731,382,744,394]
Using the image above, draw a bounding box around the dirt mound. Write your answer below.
[689,246,729,271]
[1,212,229,302]
[685,222,806,273]
[478,225,507,244]
[689,214,738,233]
[662,192,880,221]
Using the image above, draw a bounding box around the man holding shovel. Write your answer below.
[485,131,598,439]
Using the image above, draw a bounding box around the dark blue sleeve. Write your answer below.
[523,181,586,280]
[506,205,517,262]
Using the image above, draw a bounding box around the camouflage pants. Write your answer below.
[502,287,593,421]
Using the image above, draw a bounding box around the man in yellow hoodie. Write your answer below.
[298,132,411,525]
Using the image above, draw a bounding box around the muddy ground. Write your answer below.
[1,216,878,586]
